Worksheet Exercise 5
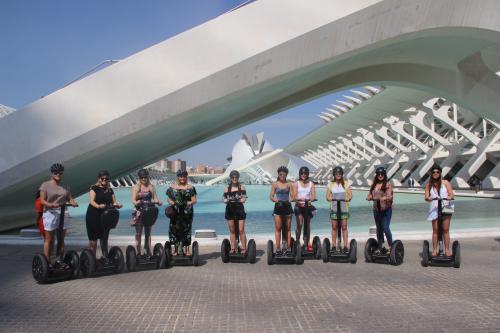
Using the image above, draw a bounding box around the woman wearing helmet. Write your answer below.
[425,164,455,256]
[131,169,161,257]
[166,170,197,256]
[86,170,122,257]
[38,163,78,262]
[293,166,316,251]
[223,170,247,254]
[366,167,393,253]
[326,166,352,252]
[269,166,294,253]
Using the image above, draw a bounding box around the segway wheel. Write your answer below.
[153,243,165,269]
[389,240,404,266]
[421,240,429,267]
[452,240,461,268]
[80,249,96,278]
[163,241,172,268]
[126,245,137,272]
[247,239,257,264]
[221,239,230,263]
[313,236,321,259]
[192,241,200,266]
[64,250,80,278]
[267,240,274,265]
[108,246,124,273]
[295,240,303,265]
[349,239,357,264]
[32,254,49,284]
[364,238,377,263]
[290,237,296,256]
[322,238,331,263]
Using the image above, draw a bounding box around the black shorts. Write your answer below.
[294,205,316,218]
[273,202,293,216]
[225,202,246,220]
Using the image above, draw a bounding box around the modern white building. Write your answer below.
[286,86,500,189]
[208,132,298,185]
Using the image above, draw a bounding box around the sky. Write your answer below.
[0,0,351,167]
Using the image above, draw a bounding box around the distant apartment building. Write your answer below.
[172,159,186,172]
[209,167,225,174]
[195,164,207,173]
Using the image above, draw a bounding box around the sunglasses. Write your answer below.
[231,176,239,179]
[52,172,63,176]
[140,176,148,179]
[100,177,109,181]
[432,170,441,174]
[299,172,308,175]
[278,173,287,176]
[376,173,385,176]
[334,173,342,176]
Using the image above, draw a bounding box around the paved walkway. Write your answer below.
[1,238,499,332]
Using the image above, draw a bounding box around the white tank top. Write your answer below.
[296,181,312,200]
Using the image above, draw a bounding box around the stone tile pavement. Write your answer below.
[0,238,499,332]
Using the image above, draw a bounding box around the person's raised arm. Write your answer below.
[240,185,246,204]
[326,183,332,202]
[444,180,455,200]
[424,182,432,201]
[269,182,277,202]
[89,189,103,209]
[310,183,316,202]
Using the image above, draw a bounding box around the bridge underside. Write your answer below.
[1,0,500,230]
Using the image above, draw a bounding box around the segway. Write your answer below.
[296,199,321,260]
[267,205,303,265]
[164,240,200,267]
[126,202,166,271]
[364,199,404,265]
[322,196,357,264]
[221,221,257,263]
[32,204,80,284]
[421,198,460,268]
[80,205,125,277]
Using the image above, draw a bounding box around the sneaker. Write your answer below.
[343,247,349,254]
[275,248,282,255]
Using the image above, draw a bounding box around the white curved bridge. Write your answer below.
[1,0,500,230]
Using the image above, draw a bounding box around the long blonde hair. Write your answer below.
[134,177,155,193]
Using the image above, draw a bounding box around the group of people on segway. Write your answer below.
[33,160,458,283]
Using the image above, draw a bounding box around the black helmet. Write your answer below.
[98,170,110,178]
[299,166,309,176]
[50,163,64,174]
[332,166,343,175]
[137,169,149,178]
[229,170,240,179]
[176,169,188,177]
[277,166,288,174]
[430,164,442,173]
[375,166,386,176]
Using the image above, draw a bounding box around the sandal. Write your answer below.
[229,249,237,254]
[240,248,247,255]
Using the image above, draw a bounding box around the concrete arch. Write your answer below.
[1,0,500,229]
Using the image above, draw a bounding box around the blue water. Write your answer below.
[66,185,500,237]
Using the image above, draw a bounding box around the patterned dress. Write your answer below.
[166,186,197,247]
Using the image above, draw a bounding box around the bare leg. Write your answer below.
[144,226,152,256]
[331,220,338,248]
[238,220,247,252]
[341,220,348,249]
[431,220,439,256]
[44,230,55,259]
[100,229,110,258]
[227,220,236,252]
[442,216,452,256]
[274,215,282,250]
[285,216,292,249]
[135,223,143,255]
[89,240,98,255]
[295,214,303,245]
